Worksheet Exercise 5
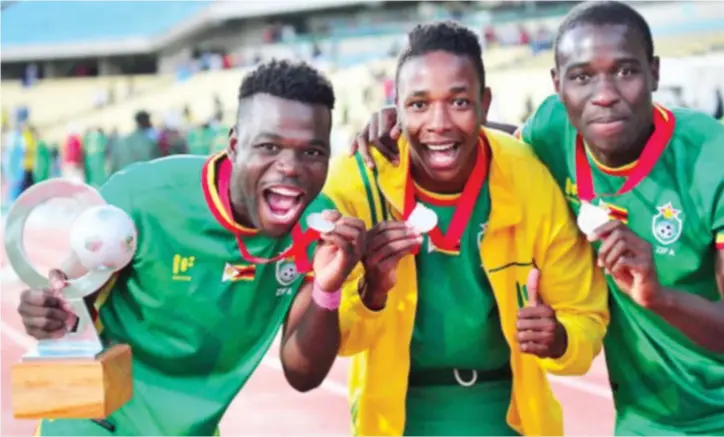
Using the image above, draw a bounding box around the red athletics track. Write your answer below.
[1,210,614,436]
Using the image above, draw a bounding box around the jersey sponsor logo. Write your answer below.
[172,254,195,281]
[652,202,683,246]
[221,263,256,282]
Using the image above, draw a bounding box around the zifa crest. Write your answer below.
[275,258,300,287]
[651,202,683,246]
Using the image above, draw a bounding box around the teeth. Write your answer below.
[426,143,456,152]
[268,186,302,197]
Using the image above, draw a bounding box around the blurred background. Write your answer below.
[2,0,724,209]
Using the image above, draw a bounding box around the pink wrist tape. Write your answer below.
[312,281,341,310]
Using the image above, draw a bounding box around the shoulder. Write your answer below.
[101,155,206,210]
[323,153,374,201]
[487,128,565,211]
[521,94,571,143]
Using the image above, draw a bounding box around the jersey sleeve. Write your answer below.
[519,94,571,168]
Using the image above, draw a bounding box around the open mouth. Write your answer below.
[423,142,462,171]
[260,185,305,227]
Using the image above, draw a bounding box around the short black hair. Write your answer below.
[396,20,486,90]
[238,59,335,110]
[554,1,654,65]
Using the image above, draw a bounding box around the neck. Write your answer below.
[587,123,654,168]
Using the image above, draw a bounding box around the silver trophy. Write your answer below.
[5,179,134,419]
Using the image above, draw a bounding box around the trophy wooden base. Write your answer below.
[11,344,133,420]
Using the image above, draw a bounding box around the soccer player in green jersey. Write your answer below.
[355,3,724,435]
[16,59,366,436]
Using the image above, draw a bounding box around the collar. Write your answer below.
[201,152,257,235]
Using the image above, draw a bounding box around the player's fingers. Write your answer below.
[355,133,375,169]
[516,330,555,344]
[516,316,557,332]
[518,341,550,356]
[333,216,366,232]
[19,288,60,308]
[320,209,342,223]
[526,268,541,307]
[319,233,355,256]
[597,227,626,260]
[368,114,380,144]
[18,301,70,321]
[600,238,628,269]
[23,314,67,335]
[390,121,402,141]
[366,237,421,265]
[367,229,421,254]
[517,305,555,319]
[591,220,625,241]
[48,268,69,290]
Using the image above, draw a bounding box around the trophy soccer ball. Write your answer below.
[69,205,137,272]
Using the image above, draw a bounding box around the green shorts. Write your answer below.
[615,410,724,436]
[403,379,519,436]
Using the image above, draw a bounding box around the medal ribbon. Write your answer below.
[575,106,675,202]
[217,158,316,273]
[403,137,489,252]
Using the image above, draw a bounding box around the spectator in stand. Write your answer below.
[62,123,84,182]
[109,111,159,175]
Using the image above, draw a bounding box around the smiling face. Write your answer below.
[228,93,331,237]
[553,24,659,160]
[396,50,490,193]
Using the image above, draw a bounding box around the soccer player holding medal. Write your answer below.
[15,60,366,436]
[356,3,724,435]
[319,22,608,436]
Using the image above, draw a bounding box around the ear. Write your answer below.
[227,127,238,159]
[480,87,492,124]
[550,67,561,95]
[650,56,660,93]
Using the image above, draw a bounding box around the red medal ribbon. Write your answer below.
[575,106,675,202]
[403,137,490,252]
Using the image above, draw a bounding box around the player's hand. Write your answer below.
[360,221,423,308]
[590,221,665,308]
[17,269,78,340]
[516,269,568,359]
[349,106,401,168]
[312,211,367,293]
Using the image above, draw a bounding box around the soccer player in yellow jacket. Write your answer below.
[314,22,609,436]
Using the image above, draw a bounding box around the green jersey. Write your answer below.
[521,95,724,434]
[33,139,52,183]
[404,182,515,437]
[186,126,215,155]
[410,181,509,371]
[83,130,108,188]
[39,153,319,436]
[210,125,230,154]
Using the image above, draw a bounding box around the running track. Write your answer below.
[0,206,614,435]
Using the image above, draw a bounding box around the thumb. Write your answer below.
[48,269,69,291]
[526,268,542,307]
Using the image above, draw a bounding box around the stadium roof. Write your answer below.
[0,0,372,62]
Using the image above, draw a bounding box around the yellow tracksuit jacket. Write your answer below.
[322,128,609,436]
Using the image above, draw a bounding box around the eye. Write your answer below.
[256,143,280,153]
[452,98,472,108]
[572,72,591,84]
[305,148,325,158]
[408,100,427,111]
[618,67,636,77]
